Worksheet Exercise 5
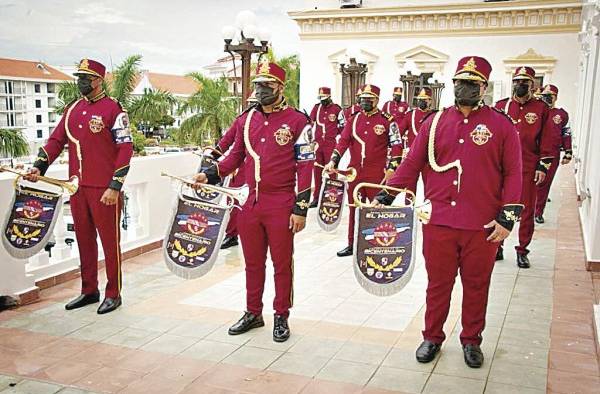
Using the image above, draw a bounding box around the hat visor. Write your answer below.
[252,75,283,84]
[453,72,487,83]
[512,75,533,81]
[73,70,102,78]
[415,94,431,99]
[359,92,378,98]
[318,94,331,98]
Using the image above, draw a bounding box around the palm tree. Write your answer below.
[55,80,79,115]
[178,74,239,146]
[107,54,142,108]
[0,128,29,158]
[128,88,177,134]
[263,50,300,108]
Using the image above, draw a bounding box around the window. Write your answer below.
[34,84,41,93]
[47,84,55,94]
[36,129,43,139]
[36,114,42,123]
[35,99,42,108]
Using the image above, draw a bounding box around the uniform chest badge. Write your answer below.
[373,124,386,135]
[89,115,104,134]
[553,114,562,124]
[274,125,293,146]
[327,113,337,122]
[470,124,493,146]
[399,107,405,113]
[524,112,538,125]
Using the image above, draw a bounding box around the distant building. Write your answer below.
[0,57,73,153]
[203,54,242,95]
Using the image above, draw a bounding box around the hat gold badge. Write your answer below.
[258,58,270,75]
[80,59,89,69]
[463,57,477,72]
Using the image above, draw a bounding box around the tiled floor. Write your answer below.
[0,165,598,393]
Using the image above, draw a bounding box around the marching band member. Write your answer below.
[382,86,409,125]
[494,66,555,268]
[376,56,523,368]
[397,87,435,158]
[325,84,403,257]
[26,59,133,314]
[193,60,314,343]
[535,84,572,223]
[309,87,343,208]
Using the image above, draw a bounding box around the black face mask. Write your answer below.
[514,83,530,98]
[393,95,402,103]
[360,99,374,112]
[454,81,482,107]
[77,76,93,96]
[417,100,429,111]
[541,94,554,106]
[255,84,279,106]
[320,98,331,106]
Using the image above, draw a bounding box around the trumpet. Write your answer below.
[315,163,357,183]
[351,182,432,224]
[1,166,79,195]
[161,172,249,207]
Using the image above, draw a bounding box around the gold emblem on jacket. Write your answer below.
[553,114,562,125]
[373,124,385,135]
[89,115,104,134]
[328,113,337,122]
[274,126,293,146]
[470,124,493,146]
[524,112,538,125]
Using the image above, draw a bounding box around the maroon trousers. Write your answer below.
[422,224,497,345]
[238,194,295,317]
[346,171,384,246]
[516,171,537,255]
[535,157,560,217]
[70,186,122,299]
[225,169,245,238]
[312,142,335,202]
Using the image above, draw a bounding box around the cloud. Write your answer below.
[73,3,143,25]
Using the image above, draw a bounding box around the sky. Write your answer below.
[0,0,306,75]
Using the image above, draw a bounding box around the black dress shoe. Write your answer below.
[309,200,318,208]
[337,245,353,257]
[534,215,545,224]
[415,340,441,363]
[220,236,239,250]
[495,247,504,261]
[65,292,100,310]
[517,253,530,269]
[273,314,290,342]
[97,297,122,314]
[228,311,264,335]
[463,344,484,368]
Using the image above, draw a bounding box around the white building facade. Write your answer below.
[290,0,582,113]
[0,58,72,154]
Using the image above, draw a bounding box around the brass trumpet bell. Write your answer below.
[315,163,357,183]
[1,166,79,195]
[161,172,249,207]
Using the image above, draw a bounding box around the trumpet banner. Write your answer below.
[163,193,230,279]
[353,205,416,296]
[2,185,62,259]
[317,177,346,232]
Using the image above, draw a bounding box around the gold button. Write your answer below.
[453,180,458,186]
[520,107,523,110]
[459,139,464,144]
[517,119,522,123]
[260,138,265,142]
[264,121,269,126]
[79,125,82,128]
[463,119,468,124]
[451,201,456,206]
[366,122,370,125]
[82,111,87,115]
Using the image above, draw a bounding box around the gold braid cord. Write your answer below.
[411,110,418,136]
[351,112,366,167]
[428,109,463,191]
[315,104,325,133]
[243,109,261,199]
[65,99,83,178]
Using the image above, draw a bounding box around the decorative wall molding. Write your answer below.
[394,45,449,74]
[503,48,557,84]
[289,0,583,39]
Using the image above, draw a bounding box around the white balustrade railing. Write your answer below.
[0,152,199,296]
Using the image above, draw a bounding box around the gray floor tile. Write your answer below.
[139,333,198,354]
[367,366,429,393]
[180,339,240,362]
[422,374,485,394]
[267,352,330,378]
[222,345,282,369]
[316,359,377,386]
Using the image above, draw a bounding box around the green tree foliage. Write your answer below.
[128,88,177,129]
[55,80,79,115]
[263,49,300,108]
[107,54,142,108]
[0,128,29,158]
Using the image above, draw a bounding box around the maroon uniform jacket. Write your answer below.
[332,109,403,175]
[309,102,343,146]
[382,100,409,124]
[398,108,434,149]
[34,95,133,191]
[547,107,571,153]
[340,104,361,128]
[494,97,555,173]
[387,105,523,231]
[213,102,314,216]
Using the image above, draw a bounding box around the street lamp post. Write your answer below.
[399,60,421,109]
[428,72,446,110]
[339,57,368,108]
[222,11,271,110]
